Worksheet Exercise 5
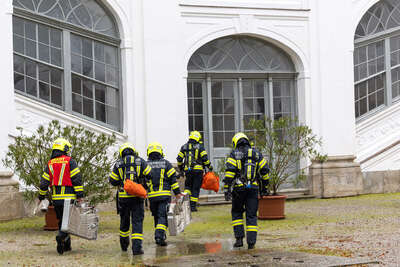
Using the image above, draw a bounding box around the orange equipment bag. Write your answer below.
[124,179,147,198]
[201,172,220,193]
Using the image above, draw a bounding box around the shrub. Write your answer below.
[3,120,117,206]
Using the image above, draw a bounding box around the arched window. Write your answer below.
[187,35,297,161]
[12,0,121,130]
[354,0,400,119]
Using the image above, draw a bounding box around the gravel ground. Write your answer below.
[1,193,400,266]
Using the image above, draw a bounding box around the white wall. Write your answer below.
[3,0,389,171]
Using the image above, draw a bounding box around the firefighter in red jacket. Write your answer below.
[38,138,84,255]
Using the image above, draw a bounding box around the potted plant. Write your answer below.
[3,120,116,229]
[247,117,325,219]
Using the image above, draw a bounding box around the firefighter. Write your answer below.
[146,142,182,246]
[38,138,84,255]
[177,131,212,212]
[223,133,270,249]
[109,143,152,255]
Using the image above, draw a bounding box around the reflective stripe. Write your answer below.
[131,233,143,240]
[246,225,258,232]
[223,185,228,188]
[227,158,237,167]
[225,171,235,178]
[167,168,175,177]
[148,190,171,198]
[190,197,198,202]
[110,172,119,181]
[130,157,134,180]
[143,165,151,175]
[42,172,50,181]
[119,230,130,237]
[156,224,167,231]
[232,219,244,226]
[204,160,210,165]
[52,194,76,200]
[70,168,80,177]
[49,164,54,177]
[119,191,138,198]
[39,189,47,195]
[178,152,184,158]
[200,151,207,157]
[184,189,191,195]
[58,163,66,186]
[259,159,267,170]
[171,182,179,190]
[74,186,83,192]
[193,165,203,170]
[160,169,165,191]
[118,167,123,181]
[263,173,270,180]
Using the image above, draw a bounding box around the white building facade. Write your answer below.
[1,0,400,188]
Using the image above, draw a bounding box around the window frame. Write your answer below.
[13,7,123,131]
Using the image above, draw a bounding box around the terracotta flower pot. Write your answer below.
[43,205,59,231]
[258,195,287,220]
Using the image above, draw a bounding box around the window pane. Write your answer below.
[39,82,50,101]
[71,54,82,73]
[224,99,234,114]
[39,64,50,83]
[13,17,24,36]
[95,62,105,82]
[359,97,367,116]
[82,38,92,58]
[83,80,93,98]
[211,82,222,97]
[255,81,264,97]
[243,99,253,114]
[71,77,81,96]
[72,93,82,113]
[377,89,384,105]
[26,77,37,96]
[51,48,62,66]
[212,115,223,131]
[224,115,235,130]
[105,45,117,65]
[51,69,62,87]
[105,66,118,86]
[368,93,376,111]
[25,59,36,78]
[71,34,81,54]
[82,58,93,77]
[38,25,49,45]
[13,35,24,54]
[50,29,62,48]
[194,116,203,131]
[83,97,93,117]
[39,44,50,63]
[25,39,36,58]
[213,132,224,147]
[95,43,105,62]
[14,73,25,92]
[24,21,36,40]
[193,82,202,97]
[96,101,106,122]
[212,99,223,114]
[193,99,203,114]
[51,86,62,106]
[14,55,24,74]
[95,83,106,102]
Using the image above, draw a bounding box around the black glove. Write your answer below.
[208,165,213,172]
[224,188,232,201]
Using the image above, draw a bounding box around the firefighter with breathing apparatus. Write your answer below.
[109,143,152,255]
[146,142,183,246]
[223,133,270,249]
[177,131,213,212]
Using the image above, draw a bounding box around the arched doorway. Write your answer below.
[186,35,297,164]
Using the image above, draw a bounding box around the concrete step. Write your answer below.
[198,188,315,205]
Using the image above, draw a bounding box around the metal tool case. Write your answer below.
[167,193,191,236]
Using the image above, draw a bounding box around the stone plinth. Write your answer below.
[310,156,364,198]
[0,171,24,221]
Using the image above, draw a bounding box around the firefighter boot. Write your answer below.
[120,238,129,252]
[64,236,71,252]
[156,238,167,247]
[56,236,64,255]
[132,248,144,255]
[190,201,198,212]
[233,238,243,248]
[248,243,255,249]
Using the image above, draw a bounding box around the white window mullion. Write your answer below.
[63,30,72,112]
[385,37,393,106]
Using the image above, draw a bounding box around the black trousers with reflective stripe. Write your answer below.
[119,198,144,252]
[231,188,258,245]
[149,197,170,241]
[185,170,203,208]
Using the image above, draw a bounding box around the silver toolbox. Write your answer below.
[61,199,99,240]
[167,193,191,236]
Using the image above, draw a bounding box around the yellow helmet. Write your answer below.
[147,142,164,157]
[119,142,137,157]
[52,138,72,154]
[232,132,249,149]
[189,131,202,142]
